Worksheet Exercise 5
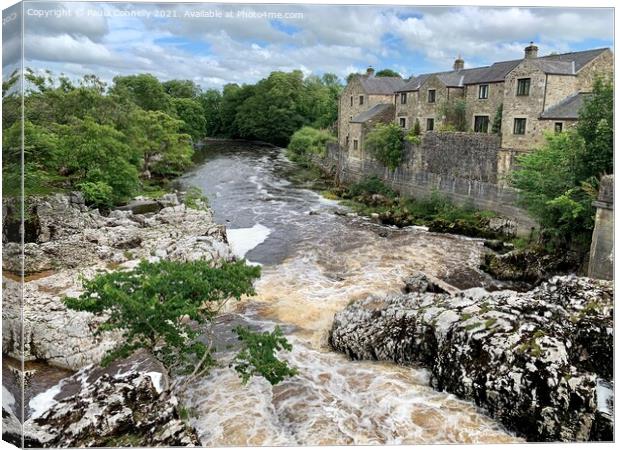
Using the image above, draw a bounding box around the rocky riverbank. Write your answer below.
[2,192,234,446]
[329,275,614,442]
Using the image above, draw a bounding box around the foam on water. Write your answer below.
[227,224,271,259]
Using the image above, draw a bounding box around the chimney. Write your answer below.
[524,41,538,59]
[366,66,375,77]
[453,55,464,71]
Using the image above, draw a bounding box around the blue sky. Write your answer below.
[5,2,614,89]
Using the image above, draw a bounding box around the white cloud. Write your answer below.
[20,3,613,89]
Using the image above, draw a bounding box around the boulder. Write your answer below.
[330,276,613,442]
[24,352,200,447]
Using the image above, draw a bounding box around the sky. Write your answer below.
[2,1,615,89]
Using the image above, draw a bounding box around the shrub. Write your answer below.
[492,104,503,134]
[438,99,467,131]
[347,176,396,198]
[364,122,405,170]
[288,126,336,160]
[64,260,296,387]
[79,181,114,209]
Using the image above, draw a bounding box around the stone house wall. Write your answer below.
[337,76,395,148]
[501,59,548,150]
[417,76,449,130]
[464,82,504,132]
[543,75,578,112]
[576,49,613,90]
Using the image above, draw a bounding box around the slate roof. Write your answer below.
[395,48,609,92]
[540,92,591,119]
[358,76,406,94]
[351,103,394,123]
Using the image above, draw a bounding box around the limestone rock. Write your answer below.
[24,352,200,447]
[330,275,613,442]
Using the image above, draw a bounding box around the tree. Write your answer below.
[198,89,223,136]
[64,259,296,388]
[510,78,613,251]
[172,97,207,141]
[126,109,193,178]
[57,117,140,204]
[111,73,172,113]
[492,104,503,134]
[364,122,405,171]
[375,69,402,78]
[235,71,307,146]
[162,79,201,98]
[288,126,336,161]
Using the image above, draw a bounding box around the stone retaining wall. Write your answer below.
[322,133,537,234]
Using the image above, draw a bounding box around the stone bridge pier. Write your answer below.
[588,174,613,280]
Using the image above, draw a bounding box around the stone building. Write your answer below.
[337,67,405,151]
[338,44,612,153]
[501,45,612,150]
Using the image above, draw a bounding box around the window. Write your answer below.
[350,96,353,106]
[399,117,407,128]
[346,135,350,147]
[474,115,490,133]
[359,95,364,105]
[353,139,359,150]
[516,78,531,96]
[478,84,489,99]
[513,118,527,135]
[554,122,563,133]
[426,118,435,131]
[427,89,436,103]
[401,93,407,104]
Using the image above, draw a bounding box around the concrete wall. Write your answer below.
[588,175,613,280]
[322,134,537,234]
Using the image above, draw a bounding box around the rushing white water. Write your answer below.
[227,224,272,259]
[178,141,520,445]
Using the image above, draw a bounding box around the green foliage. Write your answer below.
[78,181,114,209]
[232,325,298,385]
[126,109,193,178]
[288,126,336,160]
[198,89,223,136]
[184,186,210,210]
[374,69,402,78]
[58,117,140,204]
[162,79,202,99]
[110,73,172,113]
[172,97,207,141]
[364,122,405,170]
[9,70,203,206]
[510,78,612,251]
[492,104,503,134]
[212,71,342,146]
[412,119,421,136]
[438,99,467,131]
[64,260,261,373]
[346,176,396,198]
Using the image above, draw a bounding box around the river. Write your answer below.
[177,140,520,445]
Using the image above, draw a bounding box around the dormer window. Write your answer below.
[427,89,436,103]
[516,78,531,96]
[478,84,489,99]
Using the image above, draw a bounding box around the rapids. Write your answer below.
[177,140,521,445]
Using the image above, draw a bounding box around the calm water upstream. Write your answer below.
[178,140,520,445]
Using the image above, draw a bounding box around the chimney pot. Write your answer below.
[524,41,539,59]
[453,55,464,71]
